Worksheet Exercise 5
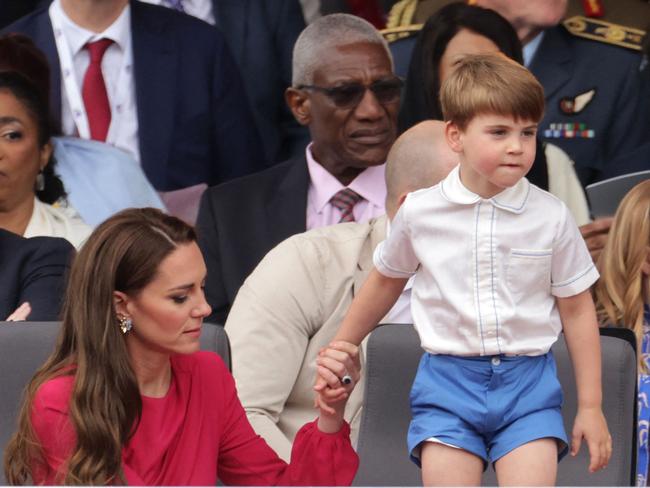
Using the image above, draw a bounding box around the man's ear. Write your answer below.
[445,121,464,153]
[285,87,311,126]
[113,290,131,318]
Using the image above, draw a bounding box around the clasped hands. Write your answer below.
[313,341,360,416]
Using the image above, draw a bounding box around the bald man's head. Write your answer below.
[385,121,458,219]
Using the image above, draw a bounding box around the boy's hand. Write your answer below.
[571,406,612,473]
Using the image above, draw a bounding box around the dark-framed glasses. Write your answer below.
[298,77,404,109]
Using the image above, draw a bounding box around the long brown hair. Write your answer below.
[4,208,196,485]
[594,180,650,371]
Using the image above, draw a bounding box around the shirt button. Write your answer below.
[491,357,501,366]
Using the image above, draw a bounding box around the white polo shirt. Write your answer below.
[373,166,598,357]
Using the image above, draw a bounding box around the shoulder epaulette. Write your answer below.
[563,15,646,51]
[380,24,423,43]
[385,0,418,41]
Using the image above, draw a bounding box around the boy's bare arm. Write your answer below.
[559,290,602,408]
[332,268,409,346]
[557,289,612,472]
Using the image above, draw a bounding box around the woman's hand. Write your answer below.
[313,341,360,433]
[6,302,31,321]
[579,217,612,263]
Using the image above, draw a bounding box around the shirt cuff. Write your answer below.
[551,263,599,298]
[372,243,417,279]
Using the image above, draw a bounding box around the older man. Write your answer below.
[225,120,458,460]
[197,14,402,323]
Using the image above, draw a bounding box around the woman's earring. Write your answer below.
[118,316,133,334]
[35,171,45,192]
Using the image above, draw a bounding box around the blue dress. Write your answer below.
[637,305,650,486]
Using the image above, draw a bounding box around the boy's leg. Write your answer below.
[421,442,484,486]
[494,438,558,486]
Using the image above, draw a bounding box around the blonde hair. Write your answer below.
[439,53,544,130]
[593,180,650,371]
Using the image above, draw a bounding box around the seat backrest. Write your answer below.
[353,324,637,486]
[0,321,229,484]
[200,322,231,370]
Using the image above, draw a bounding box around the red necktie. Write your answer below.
[330,188,363,223]
[82,38,113,142]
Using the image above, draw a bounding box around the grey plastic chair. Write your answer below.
[353,323,637,486]
[0,321,229,485]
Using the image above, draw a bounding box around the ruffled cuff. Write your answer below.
[286,420,359,486]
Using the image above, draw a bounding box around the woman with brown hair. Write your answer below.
[3,207,360,485]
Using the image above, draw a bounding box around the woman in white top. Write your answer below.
[0,68,90,249]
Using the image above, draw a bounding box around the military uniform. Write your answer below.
[384,0,650,184]
[531,20,649,185]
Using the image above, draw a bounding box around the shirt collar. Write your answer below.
[306,143,387,212]
[523,31,545,67]
[440,165,531,214]
[53,0,131,55]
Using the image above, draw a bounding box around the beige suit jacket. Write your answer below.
[225,216,388,461]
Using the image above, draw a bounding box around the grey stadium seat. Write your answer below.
[353,323,637,486]
[0,321,229,485]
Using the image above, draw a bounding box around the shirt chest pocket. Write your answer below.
[506,249,552,305]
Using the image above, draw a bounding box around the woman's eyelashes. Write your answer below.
[1,129,23,141]
[171,295,188,305]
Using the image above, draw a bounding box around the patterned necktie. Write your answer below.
[330,188,363,223]
[82,38,113,142]
[166,0,185,12]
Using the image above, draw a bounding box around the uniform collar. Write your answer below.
[440,165,531,214]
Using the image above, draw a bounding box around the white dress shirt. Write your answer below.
[373,166,598,357]
[49,0,140,162]
[137,0,216,25]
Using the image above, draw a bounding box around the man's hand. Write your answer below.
[580,217,613,263]
[6,302,31,321]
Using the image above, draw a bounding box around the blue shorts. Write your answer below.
[408,352,568,467]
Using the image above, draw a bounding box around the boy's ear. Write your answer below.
[445,121,463,153]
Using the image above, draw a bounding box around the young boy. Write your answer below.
[315,54,611,485]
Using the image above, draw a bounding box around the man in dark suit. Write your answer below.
[140,0,310,163]
[196,14,401,323]
[211,0,310,163]
[0,229,74,321]
[4,0,265,192]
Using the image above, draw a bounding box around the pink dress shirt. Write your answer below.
[305,144,387,230]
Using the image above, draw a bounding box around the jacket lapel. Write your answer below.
[27,12,62,123]
[530,26,574,101]
[265,155,310,245]
[130,0,176,188]
[353,216,387,296]
[211,0,247,61]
